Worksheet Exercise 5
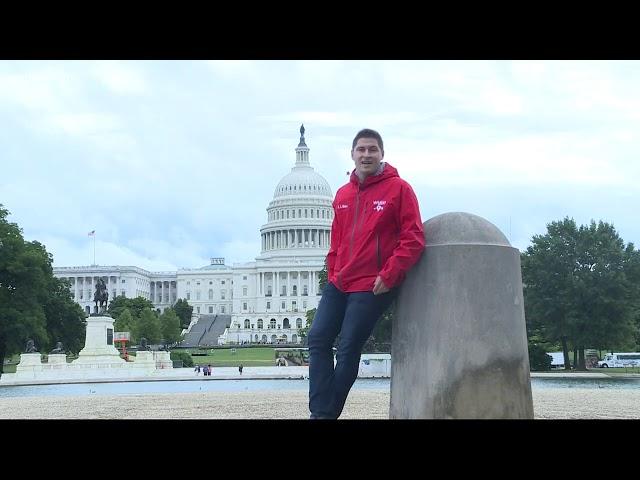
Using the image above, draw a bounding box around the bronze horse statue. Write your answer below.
[93,278,109,314]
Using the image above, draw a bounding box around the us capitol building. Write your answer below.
[53,126,333,345]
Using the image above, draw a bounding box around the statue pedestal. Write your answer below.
[131,351,156,373]
[153,351,173,369]
[46,354,68,369]
[73,315,125,366]
[15,353,43,377]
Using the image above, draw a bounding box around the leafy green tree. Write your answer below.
[114,308,134,334]
[522,217,639,370]
[573,221,638,363]
[132,308,161,344]
[522,218,580,370]
[160,309,182,346]
[108,296,156,322]
[173,298,193,329]
[43,277,86,355]
[0,205,50,372]
[299,308,316,341]
[318,259,328,291]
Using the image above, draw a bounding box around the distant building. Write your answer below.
[54,126,333,345]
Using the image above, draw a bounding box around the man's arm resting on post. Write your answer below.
[376,183,425,292]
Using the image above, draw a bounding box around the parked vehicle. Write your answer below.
[598,353,640,368]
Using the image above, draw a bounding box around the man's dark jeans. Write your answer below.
[307,281,396,419]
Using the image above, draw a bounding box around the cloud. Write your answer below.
[1,60,639,272]
[90,61,147,95]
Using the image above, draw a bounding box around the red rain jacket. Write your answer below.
[327,163,425,292]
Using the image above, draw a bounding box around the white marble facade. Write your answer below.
[53,127,332,345]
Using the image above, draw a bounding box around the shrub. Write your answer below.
[528,344,552,371]
[170,350,194,368]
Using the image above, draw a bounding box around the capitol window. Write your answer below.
[243,302,247,310]
[209,289,213,300]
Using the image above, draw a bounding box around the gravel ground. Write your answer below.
[1,388,639,419]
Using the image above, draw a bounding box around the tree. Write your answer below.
[573,221,637,361]
[173,298,193,329]
[299,308,316,342]
[114,308,134,334]
[522,218,580,370]
[132,309,161,344]
[43,277,86,355]
[107,296,156,322]
[522,217,639,370]
[0,205,50,372]
[318,259,328,291]
[299,262,328,341]
[159,309,182,346]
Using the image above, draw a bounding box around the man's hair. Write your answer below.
[352,128,384,152]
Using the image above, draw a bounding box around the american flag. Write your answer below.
[88,230,95,236]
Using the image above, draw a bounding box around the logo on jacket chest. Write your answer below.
[336,204,349,210]
[373,200,387,212]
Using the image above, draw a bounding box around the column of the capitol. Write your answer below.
[390,212,533,419]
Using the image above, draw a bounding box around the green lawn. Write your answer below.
[186,347,277,367]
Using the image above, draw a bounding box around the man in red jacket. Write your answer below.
[308,128,425,419]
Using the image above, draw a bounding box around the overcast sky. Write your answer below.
[2,60,638,271]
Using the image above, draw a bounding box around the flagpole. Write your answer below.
[93,234,96,266]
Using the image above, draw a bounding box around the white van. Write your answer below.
[597,353,640,368]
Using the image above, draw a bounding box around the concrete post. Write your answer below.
[390,212,533,419]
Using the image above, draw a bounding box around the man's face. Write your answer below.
[352,137,384,179]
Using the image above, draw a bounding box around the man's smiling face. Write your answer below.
[352,137,384,179]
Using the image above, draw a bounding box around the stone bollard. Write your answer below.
[389,212,533,419]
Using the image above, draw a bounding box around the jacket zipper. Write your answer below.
[348,189,361,261]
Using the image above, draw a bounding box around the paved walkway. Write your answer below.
[1,387,640,419]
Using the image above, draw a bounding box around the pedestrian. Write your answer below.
[239,364,243,375]
[307,128,425,420]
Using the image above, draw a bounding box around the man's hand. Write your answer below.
[372,275,390,295]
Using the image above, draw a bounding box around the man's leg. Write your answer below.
[307,282,347,418]
[331,289,396,418]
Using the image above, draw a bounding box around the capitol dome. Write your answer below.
[259,125,334,260]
